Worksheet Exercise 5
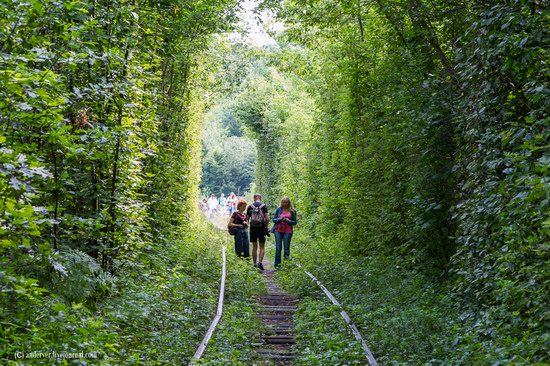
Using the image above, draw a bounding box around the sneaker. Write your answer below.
[258,262,264,271]
[253,263,258,268]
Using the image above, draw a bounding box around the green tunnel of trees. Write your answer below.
[1,0,548,364]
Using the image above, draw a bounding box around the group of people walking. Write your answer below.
[200,192,239,218]
[227,194,296,269]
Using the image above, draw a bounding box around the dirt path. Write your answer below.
[208,213,229,230]
[254,262,298,365]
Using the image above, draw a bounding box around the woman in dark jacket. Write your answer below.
[272,196,297,268]
[228,199,250,258]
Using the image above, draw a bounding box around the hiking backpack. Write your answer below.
[250,204,266,228]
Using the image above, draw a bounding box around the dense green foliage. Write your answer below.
[0,0,242,363]
[1,0,548,364]
[231,0,548,364]
[215,53,315,210]
[279,237,458,365]
[197,254,265,365]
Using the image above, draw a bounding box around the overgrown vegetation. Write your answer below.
[1,0,548,364]
[230,0,548,364]
[278,238,458,365]
[1,0,240,363]
[198,252,265,365]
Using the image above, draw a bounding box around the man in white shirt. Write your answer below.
[207,194,218,219]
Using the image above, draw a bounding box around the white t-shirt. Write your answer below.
[207,197,218,210]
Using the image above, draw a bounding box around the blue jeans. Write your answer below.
[274,232,292,268]
[234,229,250,258]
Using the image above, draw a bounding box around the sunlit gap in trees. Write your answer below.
[199,0,283,199]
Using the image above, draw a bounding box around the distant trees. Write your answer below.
[199,99,257,196]
[201,134,256,195]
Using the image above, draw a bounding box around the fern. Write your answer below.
[51,249,116,303]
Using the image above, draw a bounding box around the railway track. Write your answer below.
[189,244,377,365]
[255,262,298,365]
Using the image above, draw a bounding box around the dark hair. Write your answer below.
[253,193,262,200]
